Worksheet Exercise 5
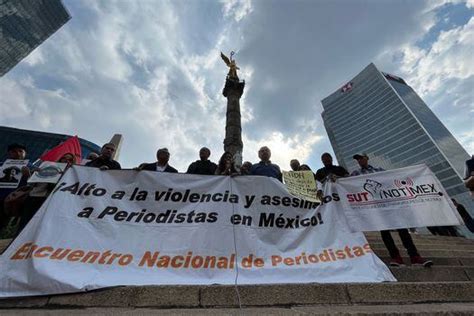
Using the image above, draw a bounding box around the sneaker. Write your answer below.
[410,255,433,267]
[389,255,404,267]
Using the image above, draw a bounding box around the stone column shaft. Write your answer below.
[223,78,245,167]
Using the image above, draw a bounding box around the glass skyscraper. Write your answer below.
[0,0,70,76]
[321,63,473,234]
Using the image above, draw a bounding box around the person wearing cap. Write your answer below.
[350,153,384,176]
[85,143,121,170]
[351,152,433,267]
[186,147,217,175]
[137,148,178,173]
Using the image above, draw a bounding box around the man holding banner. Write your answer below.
[351,153,432,267]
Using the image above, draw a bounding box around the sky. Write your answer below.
[0,0,473,172]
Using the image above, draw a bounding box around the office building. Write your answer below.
[321,63,473,231]
[0,126,100,162]
[0,0,70,76]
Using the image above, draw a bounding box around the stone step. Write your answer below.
[2,282,474,309]
[366,239,474,247]
[367,237,474,244]
[389,266,474,282]
[366,235,474,243]
[372,249,474,258]
[379,256,474,266]
[1,303,474,315]
[371,248,474,255]
[365,233,473,242]
[370,243,474,252]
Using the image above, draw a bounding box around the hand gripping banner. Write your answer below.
[0,166,395,298]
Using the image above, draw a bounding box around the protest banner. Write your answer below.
[282,170,319,202]
[0,159,29,189]
[28,162,67,184]
[0,166,395,298]
[331,164,463,232]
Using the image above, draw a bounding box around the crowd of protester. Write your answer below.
[1,141,473,269]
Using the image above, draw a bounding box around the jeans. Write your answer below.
[381,229,419,258]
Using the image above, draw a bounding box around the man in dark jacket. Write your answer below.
[137,148,178,173]
[250,146,282,181]
[0,143,32,231]
[186,147,217,175]
[315,152,349,184]
[85,143,121,170]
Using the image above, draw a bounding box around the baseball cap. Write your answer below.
[353,153,368,160]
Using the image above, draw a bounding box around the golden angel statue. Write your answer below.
[220,51,240,80]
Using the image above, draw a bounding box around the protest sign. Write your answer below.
[282,170,319,202]
[0,159,29,189]
[332,164,463,231]
[0,166,395,298]
[28,162,67,184]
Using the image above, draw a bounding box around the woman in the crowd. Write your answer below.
[215,152,239,176]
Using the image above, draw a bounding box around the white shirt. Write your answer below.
[156,163,167,172]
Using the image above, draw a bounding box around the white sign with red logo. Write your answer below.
[331,164,463,232]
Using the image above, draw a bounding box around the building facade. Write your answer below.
[0,0,70,76]
[321,63,473,234]
[0,126,100,162]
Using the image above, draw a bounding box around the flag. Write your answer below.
[40,136,82,163]
[341,82,353,92]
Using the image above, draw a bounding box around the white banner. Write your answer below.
[0,166,394,298]
[332,164,463,232]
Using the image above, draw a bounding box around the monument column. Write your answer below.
[223,78,245,167]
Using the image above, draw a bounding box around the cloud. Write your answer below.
[458,130,474,154]
[221,0,253,22]
[396,18,473,96]
[376,14,473,155]
[0,0,471,173]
